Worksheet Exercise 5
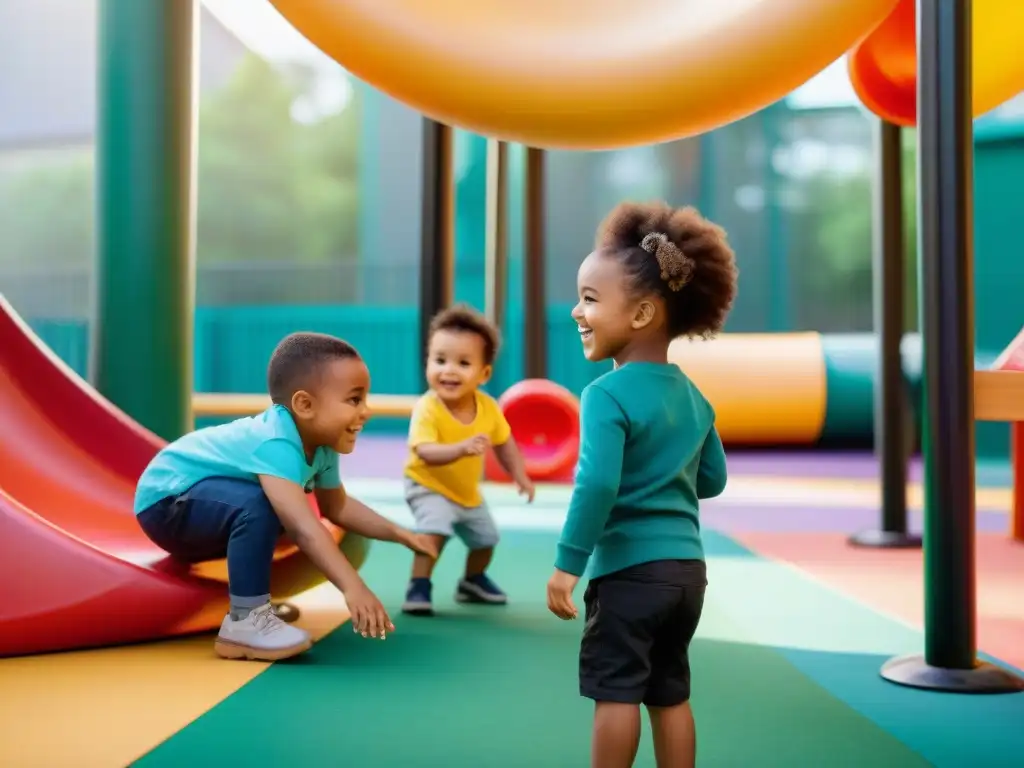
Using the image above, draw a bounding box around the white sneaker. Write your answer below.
[214,603,312,661]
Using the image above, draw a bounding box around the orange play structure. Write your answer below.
[848,0,1024,128]
[269,0,902,150]
[0,297,346,657]
[269,0,1024,149]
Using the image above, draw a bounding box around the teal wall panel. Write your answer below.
[23,313,1014,458]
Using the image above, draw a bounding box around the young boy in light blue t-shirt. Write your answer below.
[134,332,437,661]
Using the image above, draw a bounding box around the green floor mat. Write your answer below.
[134,531,926,767]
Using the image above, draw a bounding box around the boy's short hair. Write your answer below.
[267,332,360,405]
[429,304,501,365]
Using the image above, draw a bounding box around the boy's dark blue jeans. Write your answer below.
[137,477,284,608]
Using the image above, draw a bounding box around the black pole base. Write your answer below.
[271,602,301,623]
[848,529,923,549]
[881,653,1024,693]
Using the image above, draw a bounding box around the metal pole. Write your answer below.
[850,120,920,550]
[881,0,1023,693]
[484,139,509,331]
[419,120,455,359]
[93,0,196,440]
[524,147,547,379]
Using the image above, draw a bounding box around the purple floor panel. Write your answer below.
[341,438,911,481]
[342,438,1009,535]
[700,498,1007,534]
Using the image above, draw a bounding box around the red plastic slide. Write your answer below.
[0,297,337,657]
[485,379,580,484]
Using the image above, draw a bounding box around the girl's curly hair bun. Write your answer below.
[640,232,694,292]
[594,200,738,339]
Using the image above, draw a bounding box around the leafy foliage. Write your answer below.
[0,52,361,274]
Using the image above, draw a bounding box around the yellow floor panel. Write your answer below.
[0,584,348,768]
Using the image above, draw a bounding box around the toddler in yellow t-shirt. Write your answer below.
[402,304,534,616]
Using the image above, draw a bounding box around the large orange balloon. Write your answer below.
[269,0,899,150]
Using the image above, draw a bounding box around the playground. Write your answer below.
[4,0,1024,765]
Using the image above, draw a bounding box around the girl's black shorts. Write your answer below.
[579,558,707,707]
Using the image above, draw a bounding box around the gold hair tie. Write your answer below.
[640,232,692,292]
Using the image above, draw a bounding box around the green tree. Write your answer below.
[793,134,918,331]
[0,152,93,269]
[195,53,360,266]
[292,83,362,263]
[0,51,361,280]
[196,55,306,264]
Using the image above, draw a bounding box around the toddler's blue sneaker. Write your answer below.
[456,573,508,605]
[402,578,434,616]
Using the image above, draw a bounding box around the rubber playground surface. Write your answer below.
[2,444,1024,767]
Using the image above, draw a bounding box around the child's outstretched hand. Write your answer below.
[344,582,395,640]
[460,434,491,456]
[402,531,440,560]
[546,569,580,620]
[516,477,536,503]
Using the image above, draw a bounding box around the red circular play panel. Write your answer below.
[485,379,580,483]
